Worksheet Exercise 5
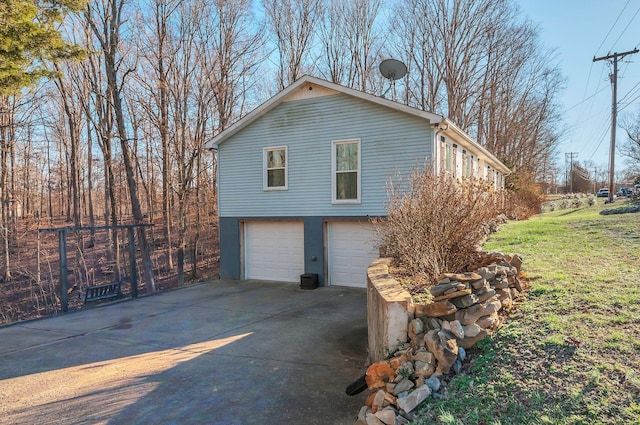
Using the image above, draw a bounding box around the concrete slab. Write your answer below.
[0,280,369,424]
[0,325,76,355]
[17,298,182,335]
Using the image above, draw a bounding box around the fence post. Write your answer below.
[128,226,138,298]
[59,229,68,312]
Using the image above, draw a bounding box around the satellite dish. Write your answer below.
[379,59,407,81]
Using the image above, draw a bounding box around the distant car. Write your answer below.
[617,188,632,197]
[597,188,610,198]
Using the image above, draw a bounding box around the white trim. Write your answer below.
[206,75,445,150]
[263,146,288,191]
[331,139,361,204]
[206,74,510,177]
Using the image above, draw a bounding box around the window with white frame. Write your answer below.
[462,150,468,178]
[440,136,446,173]
[445,143,453,173]
[263,146,287,190]
[332,139,360,203]
[452,144,458,177]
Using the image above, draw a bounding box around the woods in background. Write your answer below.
[1,0,564,284]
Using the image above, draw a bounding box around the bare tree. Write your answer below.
[0,95,16,281]
[620,109,640,173]
[263,0,323,89]
[319,0,382,92]
[136,0,181,271]
[85,0,156,291]
[392,0,563,187]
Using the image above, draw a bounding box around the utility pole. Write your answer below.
[593,48,639,202]
[565,152,578,193]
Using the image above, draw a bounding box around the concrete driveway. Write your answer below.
[0,280,368,425]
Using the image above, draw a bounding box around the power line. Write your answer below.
[586,122,612,162]
[564,86,609,113]
[610,5,640,49]
[595,0,630,55]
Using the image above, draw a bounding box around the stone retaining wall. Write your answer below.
[359,252,523,425]
[366,259,415,363]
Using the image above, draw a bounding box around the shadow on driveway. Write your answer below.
[0,280,368,425]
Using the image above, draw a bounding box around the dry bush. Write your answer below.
[373,167,504,283]
[503,187,544,220]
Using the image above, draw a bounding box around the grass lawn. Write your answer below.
[413,200,640,425]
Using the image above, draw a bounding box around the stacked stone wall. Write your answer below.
[356,252,523,425]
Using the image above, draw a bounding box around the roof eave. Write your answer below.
[204,75,446,150]
[442,119,511,175]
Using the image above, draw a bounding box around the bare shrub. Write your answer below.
[373,167,504,282]
[503,187,544,220]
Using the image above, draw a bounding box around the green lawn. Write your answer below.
[413,200,640,425]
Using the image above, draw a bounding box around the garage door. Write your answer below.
[327,222,379,288]
[245,221,304,282]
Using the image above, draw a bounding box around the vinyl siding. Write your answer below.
[218,93,433,218]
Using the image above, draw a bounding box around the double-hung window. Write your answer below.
[445,143,452,173]
[332,139,360,203]
[263,146,287,190]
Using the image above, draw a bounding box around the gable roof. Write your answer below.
[206,75,510,175]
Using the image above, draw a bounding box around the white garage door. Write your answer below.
[328,222,379,288]
[245,221,304,282]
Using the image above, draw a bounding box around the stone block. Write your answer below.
[414,360,435,378]
[493,278,509,289]
[434,288,472,302]
[510,254,523,272]
[358,406,372,422]
[475,288,496,304]
[450,293,479,309]
[430,282,467,297]
[471,278,487,289]
[375,407,399,425]
[397,385,431,413]
[408,318,424,339]
[441,319,465,339]
[425,330,458,375]
[463,323,481,338]
[372,389,387,412]
[476,312,500,330]
[391,378,414,395]
[495,288,512,309]
[454,303,485,325]
[412,349,435,364]
[366,362,396,389]
[456,328,489,349]
[442,272,482,282]
[511,275,523,292]
[415,301,457,318]
[366,412,385,425]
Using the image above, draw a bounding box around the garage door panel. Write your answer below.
[328,222,379,288]
[245,222,304,282]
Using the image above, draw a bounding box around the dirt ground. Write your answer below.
[0,215,219,325]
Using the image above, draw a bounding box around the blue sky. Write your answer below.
[517,0,640,178]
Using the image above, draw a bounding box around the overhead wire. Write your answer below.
[594,0,629,55]
[610,4,640,48]
[586,119,612,162]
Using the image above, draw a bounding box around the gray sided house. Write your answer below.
[206,75,510,288]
